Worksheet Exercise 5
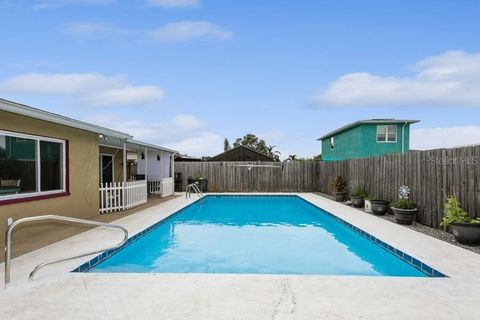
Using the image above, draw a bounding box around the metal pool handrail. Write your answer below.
[4,214,128,288]
[185,183,204,199]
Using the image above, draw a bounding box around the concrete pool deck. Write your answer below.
[1,193,480,319]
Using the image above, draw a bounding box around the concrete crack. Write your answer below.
[271,278,296,320]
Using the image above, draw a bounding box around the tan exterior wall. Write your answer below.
[99,145,124,182]
[0,110,100,250]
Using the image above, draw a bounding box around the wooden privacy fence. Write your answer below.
[174,145,480,228]
[175,161,320,192]
[317,146,480,228]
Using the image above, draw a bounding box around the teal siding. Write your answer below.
[321,123,411,161]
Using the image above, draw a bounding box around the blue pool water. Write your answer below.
[89,196,428,276]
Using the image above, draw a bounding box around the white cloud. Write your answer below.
[164,133,223,156]
[312,51,480,107]
[411,125,480,150]
[65,22,132,40]
[146,0,199,8]
[0,72,164,107]
[150,21,232,42]
[35,0,114,9]
[89,114,222,157]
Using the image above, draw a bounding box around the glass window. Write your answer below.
[40,141,63,191]
[0,135,37,195]
[387,125,397,142]
[377,125,397,142]
[330,137,335,150]
[0,130,65,199]
[377,125,387,142]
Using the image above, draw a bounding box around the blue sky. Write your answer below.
[1,0,480,158]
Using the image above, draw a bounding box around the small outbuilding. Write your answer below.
[208,145,274,162]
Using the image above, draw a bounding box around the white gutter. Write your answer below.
[402,122,408,154]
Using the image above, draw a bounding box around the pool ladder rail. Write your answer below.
[4,215,128,289]
[185,183,204,200]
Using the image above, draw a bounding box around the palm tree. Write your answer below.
[287,154,297,161]
[267,145,281,161]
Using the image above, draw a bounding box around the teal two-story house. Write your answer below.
[318,119,419,161]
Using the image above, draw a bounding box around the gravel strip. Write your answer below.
[315,193,480,255]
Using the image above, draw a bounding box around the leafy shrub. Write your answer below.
[351,189,368,199]
[440,195,469,227]
[391,198,417,210]
[331,176,346,193]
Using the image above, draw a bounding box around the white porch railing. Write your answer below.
[161,177,174,197]
[148,181,162,195]
[100,180,147,213]
[148,177,174,197]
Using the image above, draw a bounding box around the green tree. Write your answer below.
[267,145,281,161]
[224,138,231,152]
[231,133,279,161]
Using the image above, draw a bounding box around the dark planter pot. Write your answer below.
[370,200,389,215]
[350,195,364,208]
[392,207,417,225]
[187,178,208,192]
[451,223,480,246]
[333,191,346,202]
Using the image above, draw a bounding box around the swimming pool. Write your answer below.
[81,195,444,277]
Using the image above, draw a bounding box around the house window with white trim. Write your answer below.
[377,125,397,143]
[330,137,335,150]
[0,130,66,200]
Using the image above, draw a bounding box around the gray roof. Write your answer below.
[317,119,420,141]
[127,139,177,154]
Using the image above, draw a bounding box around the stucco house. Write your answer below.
[0,98,176,240]
[318,119,419,161]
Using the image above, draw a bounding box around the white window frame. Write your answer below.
[376,125,397,143]
[330,137,335,150]
[0,129,67,201]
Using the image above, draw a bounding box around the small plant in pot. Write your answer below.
[187,173,208,192]
[350,189,368,208]
[441,190,480,246]
[370,196,389,215]
[331,176,347,202]
[391,186,417,225]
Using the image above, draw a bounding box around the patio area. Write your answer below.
[2,193,480,319]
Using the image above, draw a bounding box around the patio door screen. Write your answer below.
[100,154,114,184]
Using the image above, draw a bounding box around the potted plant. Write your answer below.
[370,196,389,215]
[350,189,368,208]
[441,190,480,246]
[331,176,347,202]
[187,173,208,192]
[391,186,417,225]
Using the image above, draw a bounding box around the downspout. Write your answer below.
[402,122,407,154]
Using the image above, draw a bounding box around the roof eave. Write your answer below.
[0,98,132,140]
[127,139,178,154]
[317,119,420,141]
